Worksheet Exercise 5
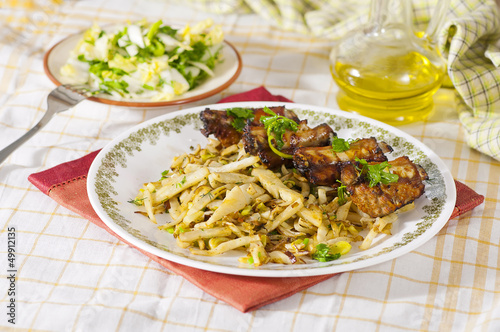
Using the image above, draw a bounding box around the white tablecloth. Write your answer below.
[0,1,498,331]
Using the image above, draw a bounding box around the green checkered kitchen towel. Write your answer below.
[179,0,500,161]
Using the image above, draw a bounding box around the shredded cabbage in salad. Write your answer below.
[60,19,224,101]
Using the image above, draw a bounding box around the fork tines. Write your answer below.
[61,84,98,97]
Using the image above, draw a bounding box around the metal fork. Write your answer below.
[0,84,92,165]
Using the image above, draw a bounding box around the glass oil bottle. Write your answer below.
[330,0,450,125]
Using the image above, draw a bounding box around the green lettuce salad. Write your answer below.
[60,19,224,101]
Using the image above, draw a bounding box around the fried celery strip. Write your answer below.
[205,185,253,226]
[207,155,260,173]
[209,172,257,184]
[178,226,232,243]
[154,167,210,204]
[251,168,303,203]
[264,200,303,231]
[190,235,261,256]
[143,184,156,224]
[359,213,398,250]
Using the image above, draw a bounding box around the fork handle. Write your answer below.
[0,112,54,165]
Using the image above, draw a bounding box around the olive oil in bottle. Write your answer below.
[329,0,449,125]
[331,51,446,125]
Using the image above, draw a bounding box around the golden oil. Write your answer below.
[331,51,446,126]
[328,0,451,125]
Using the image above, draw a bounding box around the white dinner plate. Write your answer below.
[43,28,242,108]
[87,102,456,277]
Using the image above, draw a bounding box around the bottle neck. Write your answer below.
[368,0,450,47]
[423,0,451,46]
[368,0,412,34]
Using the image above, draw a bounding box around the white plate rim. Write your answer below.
[87,101,456,277]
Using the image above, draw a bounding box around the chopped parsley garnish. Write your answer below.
[176,176,187,188]
[312,243,341,262]
[201,191,214,199]
[355,158,399,187]
[226,107,254,132]
[331,136,350,153]
[128,197,146,206]
[260,106,298,159]
[159,169,169,180]
[336,180,349,205]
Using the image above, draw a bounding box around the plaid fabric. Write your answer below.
[179,0,500,161]
[0,0,497,330]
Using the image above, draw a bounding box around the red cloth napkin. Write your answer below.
[28,86,484,313]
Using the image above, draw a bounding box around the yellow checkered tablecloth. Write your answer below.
[0,0,499,331]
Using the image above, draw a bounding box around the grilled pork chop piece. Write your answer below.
[242,120,335,169]
[340,156,428,218]
[200,106,297,148]
[293,137,392,186]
